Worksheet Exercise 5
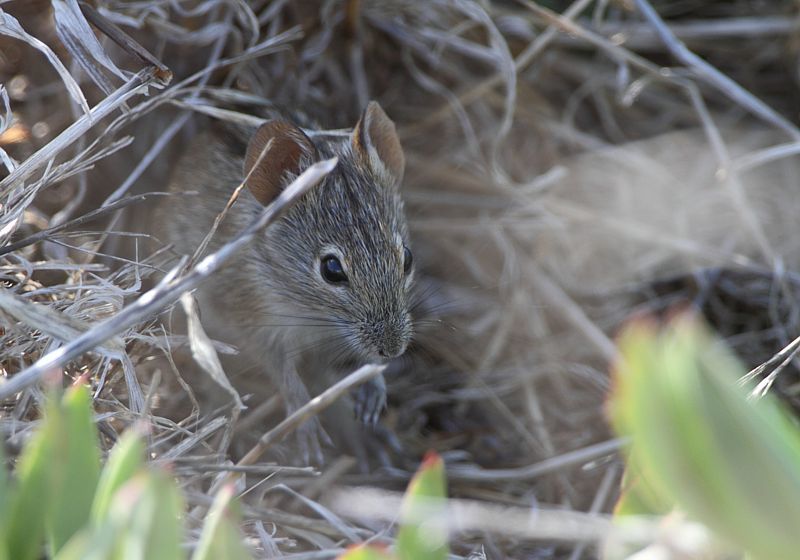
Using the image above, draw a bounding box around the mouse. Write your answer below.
[158,101,414,463]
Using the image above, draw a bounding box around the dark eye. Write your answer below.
[321,255,348,284]
[403,245,413,274]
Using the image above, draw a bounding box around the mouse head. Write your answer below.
[243,101,413,363]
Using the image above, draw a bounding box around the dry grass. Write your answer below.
[1,0,800,558]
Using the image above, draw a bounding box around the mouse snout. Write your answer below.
[363,313,412,360]
[377,340,406,360]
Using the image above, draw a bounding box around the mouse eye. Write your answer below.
[321,255,348,284]
[403,245,413,274]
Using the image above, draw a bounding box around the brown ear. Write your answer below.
[352,101,405,185]
[244,120,316,205]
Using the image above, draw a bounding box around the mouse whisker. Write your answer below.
[255,312,348,325]
[284,333,348,361]
[243,323,345,329]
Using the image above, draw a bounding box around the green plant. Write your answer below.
[608,314,800,558]
[0,385,252,560]
[339,451,448,560]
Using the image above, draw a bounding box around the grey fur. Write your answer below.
[158,108,413,459]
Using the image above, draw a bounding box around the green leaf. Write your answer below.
[56,430,148,560]
[6,392,60,560]
[395,451,448,560]
[613,464,672,517]
[52,523,118,560]
[338,544,396,560]
[56,471,181,560]
[0,440,10,554]
[610,314,800,558]
[55,432,180,560]
[111,470,184,560]
[91,431,146,522]
[5,386,102,559]
[46,386,101,555]
[192,483,252,560]
[610,320,676,518]
[0,444,9,560]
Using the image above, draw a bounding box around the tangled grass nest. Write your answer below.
[2,0,800,557]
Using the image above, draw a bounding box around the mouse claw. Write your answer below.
[295,416,332,466]
[353,375,387,426]
[352,422,404,472]
[373,423,403,454]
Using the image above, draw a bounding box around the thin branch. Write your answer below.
[233,363,385,472]
[329,487,617,543]
[446,437,626,482]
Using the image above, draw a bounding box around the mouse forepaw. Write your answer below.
[295,416,332,466]
[353,375,387,426]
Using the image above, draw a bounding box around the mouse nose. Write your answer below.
[365,315,412,360]
[377,341,407,360]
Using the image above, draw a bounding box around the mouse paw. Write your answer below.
[351,422,405,472]
[353,375,387,426]
[295,416,333,466]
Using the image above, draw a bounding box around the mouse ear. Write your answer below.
[352,101,405,186]
[244,120,316,205]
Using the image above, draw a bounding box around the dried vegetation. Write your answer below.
[1,0,800,558]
